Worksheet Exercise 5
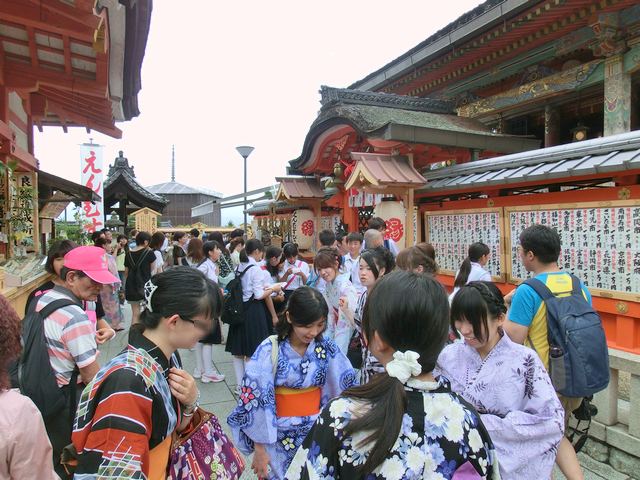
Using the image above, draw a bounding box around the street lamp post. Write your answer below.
[236,145,254,232]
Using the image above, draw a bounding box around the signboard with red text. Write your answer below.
[80,143,104,233]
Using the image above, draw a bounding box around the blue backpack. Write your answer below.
[524,274,609,398]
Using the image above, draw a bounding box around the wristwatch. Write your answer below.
[182,390,200,417]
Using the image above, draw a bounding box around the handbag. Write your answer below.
[169,407,245,480]
[217,255,236,288]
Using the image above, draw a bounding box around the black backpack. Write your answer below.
[9,298,81,419]
[524,274,610,398]
[221,265,254,326]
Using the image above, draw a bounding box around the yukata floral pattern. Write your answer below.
[322,273,358,355]
[436,333,564,479]
[285,378,499,480]
[227,336,357,480]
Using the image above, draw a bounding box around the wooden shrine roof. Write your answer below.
[345,153,426,191]
[350,0,638,97]
[275,177,325,201]
[290,87,539,174]
[103,151,168,212]
[38,169,100,203]
[0,0,152,138]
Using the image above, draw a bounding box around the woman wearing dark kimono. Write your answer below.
[72,268,223,479]
[286,271,499,480]
[436,282,564,479]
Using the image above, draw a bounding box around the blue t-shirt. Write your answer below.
[509,271,591,369]
[509,272,592,327]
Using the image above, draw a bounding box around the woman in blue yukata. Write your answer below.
[227,286,357,480]
[437,281,564,480]
[285,271,499,480]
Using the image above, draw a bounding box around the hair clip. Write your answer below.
[143,280,158,313]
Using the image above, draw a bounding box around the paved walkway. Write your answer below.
[98,306,621,479]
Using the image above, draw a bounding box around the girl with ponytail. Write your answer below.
[437,282,564,479]
[286,271,498,479]
[450,242,491,302]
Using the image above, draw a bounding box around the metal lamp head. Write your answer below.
[236,146,255,159]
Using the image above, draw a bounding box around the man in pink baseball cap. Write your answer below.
[37,245,118,478]
[63,245,120,286]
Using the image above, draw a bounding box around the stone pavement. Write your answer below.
[97,306,620,480]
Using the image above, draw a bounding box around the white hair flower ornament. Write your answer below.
[385,350,422,383]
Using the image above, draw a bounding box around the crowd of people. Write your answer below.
[0,219,603,480]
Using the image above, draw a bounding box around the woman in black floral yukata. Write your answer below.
[285,270,499,480]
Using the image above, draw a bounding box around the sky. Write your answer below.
[35,0,483,225]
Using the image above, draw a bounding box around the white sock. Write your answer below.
[202,344,216,376]
[194,343,204,373]
[232,357,245,386]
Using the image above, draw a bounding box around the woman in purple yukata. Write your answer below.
[436,281,565,480]
[227,286,357,480]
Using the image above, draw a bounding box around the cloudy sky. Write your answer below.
[35,0,482,224]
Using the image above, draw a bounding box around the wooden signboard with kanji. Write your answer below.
[134,208,161,234]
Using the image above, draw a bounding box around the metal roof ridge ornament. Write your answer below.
[319,86,454,114]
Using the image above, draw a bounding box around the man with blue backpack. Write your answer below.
[505,224,609,480]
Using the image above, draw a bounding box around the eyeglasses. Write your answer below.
[179,315,212,333]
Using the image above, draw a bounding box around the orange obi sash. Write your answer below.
[148,434,173,480]
[275,386,321,417]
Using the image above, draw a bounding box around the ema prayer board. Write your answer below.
[507,203,640,297]
[424,209,504,279]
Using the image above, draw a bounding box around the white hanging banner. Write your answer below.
[80,143,105,233]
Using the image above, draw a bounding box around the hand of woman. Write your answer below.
[270,283,283,293]
[168,368,198,406]
[95,327,115,344]
[252,444,271,478]
[338,296,349,312]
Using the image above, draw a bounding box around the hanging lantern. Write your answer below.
[373,201,407,248]
[291,209,314,250]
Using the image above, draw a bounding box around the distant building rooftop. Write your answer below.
[147,181,223,198]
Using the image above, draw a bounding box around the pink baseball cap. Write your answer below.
[63,246,119,284]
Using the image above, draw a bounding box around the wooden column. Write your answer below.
[544,105,560,147]
[604,54,632,136]
[312,200,322,253]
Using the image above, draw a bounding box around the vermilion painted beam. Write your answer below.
[0,0,98,40]
[0,120,37,170]
[24,0,101,28]
[4,60,107,97]
[43,99,121,138]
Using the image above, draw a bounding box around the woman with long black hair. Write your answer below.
[286,271,498,480]
[72,267,223,479]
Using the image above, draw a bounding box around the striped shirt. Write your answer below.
[37,286,98,386]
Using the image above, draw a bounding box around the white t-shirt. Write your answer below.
[342,254,365,294]
[449,262,492,303]
[282,258,310,291]
[197,258,218,283]
[239,257,269,302]
[153,250,164,274]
